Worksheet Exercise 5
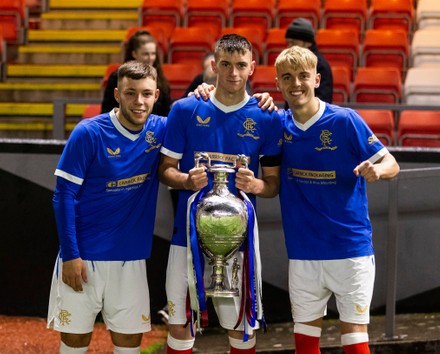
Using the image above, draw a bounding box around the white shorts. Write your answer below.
[166,245,259,332]
[47,256,151,334]
[289,256,375,325]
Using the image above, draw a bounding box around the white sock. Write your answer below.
[167,334,195,350]
[60,341,88,354]
[114,345,140,353]
[294,323,322,337]
[229,336,256,350]
[341,332,369,346]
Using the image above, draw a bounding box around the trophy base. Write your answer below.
[205,288,239,298]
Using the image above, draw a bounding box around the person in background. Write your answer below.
[275,45,400,354]
[47,61,167,354]
[285,17,333,103]
[158,34,283,354]
[101,30,172,116]
[184,53,252,97]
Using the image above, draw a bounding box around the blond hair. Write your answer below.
[275,46,317,72]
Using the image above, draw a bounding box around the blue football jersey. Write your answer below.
[279,101,388,260]
[54,110,167,261]
[161,94,283,246]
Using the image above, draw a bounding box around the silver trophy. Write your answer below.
[194,152,249,298]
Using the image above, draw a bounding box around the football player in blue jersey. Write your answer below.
[275,46,400,354]
[47,61,167,354]
[158,34,283,354]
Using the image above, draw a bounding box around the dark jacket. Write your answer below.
[311,42,333,103]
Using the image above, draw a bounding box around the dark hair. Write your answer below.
[117,60,157,83]
[214,34,252,61]
[124,30,170,94]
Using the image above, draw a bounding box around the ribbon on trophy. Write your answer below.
[187,188,208,334]
[234,191,265,341]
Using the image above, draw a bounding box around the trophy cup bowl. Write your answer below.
[195,153,249,297]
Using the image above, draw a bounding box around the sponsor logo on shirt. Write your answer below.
[237,118,259,140]
[107,147,121,157]
[288,168,336,180]
[145,131,161,153]
[315,130,338,151]
[106,173,150,189]
[196,115,211,126]
[368,134,379,145]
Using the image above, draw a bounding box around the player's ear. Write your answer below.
[114,88,120,103]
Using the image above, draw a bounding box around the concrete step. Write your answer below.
[40,11,139,30]
[0,118,78,139]
[0,82,101,102]
[28,29,128,43]
[17,44,121,64]
[49,0,142,9]
[7,64,108,78]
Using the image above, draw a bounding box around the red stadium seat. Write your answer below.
[140,0,184,37]
[184,0,229,39]
[368,0,414,34]
[230,0,275,36]
[275,0,321,29]
[264,28,286,65]
[321,0,367,36]
[221,27,264,65]
[82,104,101,119]
[331,65,351,104]
[250,65,284,105]
[162,63,201,100]
[352,67,402,104]
[0,26,6,81]
[0,0,27,44]
[361,29,409,75]
[168,27,215,65]
[357,109,395,146]
[315,29,360,80]
[398,110,440,147]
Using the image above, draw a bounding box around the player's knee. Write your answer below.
[110,331,143,347]
[168,323,193,340]
[60,333,91,353]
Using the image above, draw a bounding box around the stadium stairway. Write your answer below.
[0,0,141,139]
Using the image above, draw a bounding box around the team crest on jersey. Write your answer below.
[196,115,211,126]
[315,130,338,151]
[58,309,71,326]
[368,134,379,145]
[284,132,293,143]
[237,118,259,140]
[145,130,161,153]
[107,147,121,158]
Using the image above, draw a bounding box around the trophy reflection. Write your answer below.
[194,152,249,297]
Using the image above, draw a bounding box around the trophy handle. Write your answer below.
[195,152,211,168]
[236,154,249,169]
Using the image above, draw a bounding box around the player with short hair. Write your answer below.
[47,61,167,354]
[158,34,283,354]
[275,46,400,354]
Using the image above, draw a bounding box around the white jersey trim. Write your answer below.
[54,169,83,185]
[160,146,183,160]
[293,98,326,131]
[369,147,388,164]
[110,109,141,142]
[210,92,251,113]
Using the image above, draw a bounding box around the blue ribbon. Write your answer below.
[189,189,208,326]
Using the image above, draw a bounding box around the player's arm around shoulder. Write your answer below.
[353,152,400,183]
